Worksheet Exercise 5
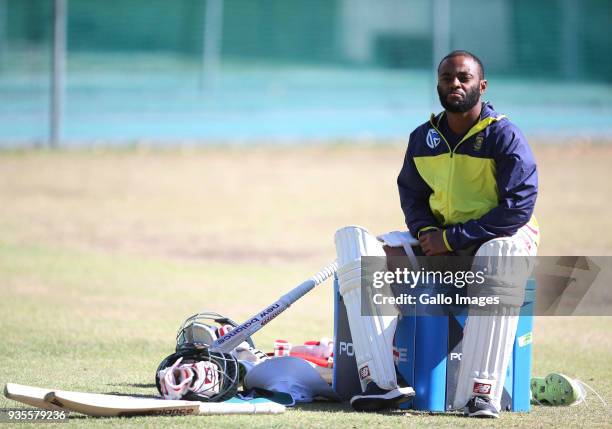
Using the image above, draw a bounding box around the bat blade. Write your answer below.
[46,390,285,417]
[45,391,202,417]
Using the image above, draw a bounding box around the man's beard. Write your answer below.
[437,84,481,113]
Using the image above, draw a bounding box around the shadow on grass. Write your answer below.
[292,402,352,413]
[108,383,157,389]
[294,401,465,418]
[91,389,466,419]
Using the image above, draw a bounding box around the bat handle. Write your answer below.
[281,261,338,303]
[313,260,339,284]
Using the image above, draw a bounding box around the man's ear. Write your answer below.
[480,79,488,95]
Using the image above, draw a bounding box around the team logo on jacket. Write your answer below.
[426,129,441,149]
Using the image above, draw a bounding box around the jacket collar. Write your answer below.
[429,102,506,145]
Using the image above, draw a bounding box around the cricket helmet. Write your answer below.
[175,311,255,350]
[156,342,240,402]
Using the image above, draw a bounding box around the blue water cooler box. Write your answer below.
[332,277,535,412]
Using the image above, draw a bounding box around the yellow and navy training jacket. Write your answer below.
[397,103,538,251]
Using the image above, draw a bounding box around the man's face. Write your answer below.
[437,56,487,113]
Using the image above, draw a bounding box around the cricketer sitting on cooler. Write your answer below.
[334,50,539,418]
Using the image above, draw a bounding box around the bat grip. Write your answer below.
[281,261,338,304]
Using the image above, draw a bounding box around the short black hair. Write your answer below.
[438,50,485,79]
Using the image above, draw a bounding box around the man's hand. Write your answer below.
[419,230,451,256]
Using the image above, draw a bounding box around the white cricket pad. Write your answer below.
[453,236,537,411]
[334,226,399,391]
[335,225,386,266]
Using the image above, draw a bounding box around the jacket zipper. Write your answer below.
[429,112,500,224]
[429,118,454,223]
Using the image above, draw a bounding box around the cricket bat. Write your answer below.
[5,383,285,417]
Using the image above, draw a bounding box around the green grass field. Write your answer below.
[1,143,611,428]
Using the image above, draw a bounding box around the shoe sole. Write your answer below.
[530,373,580,406]
[350,387,415,411]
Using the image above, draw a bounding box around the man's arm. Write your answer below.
[397,133,442,238]
[443,125,537,251]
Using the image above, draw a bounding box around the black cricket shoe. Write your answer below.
[350,382,415,411]
[464,396,499,418]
